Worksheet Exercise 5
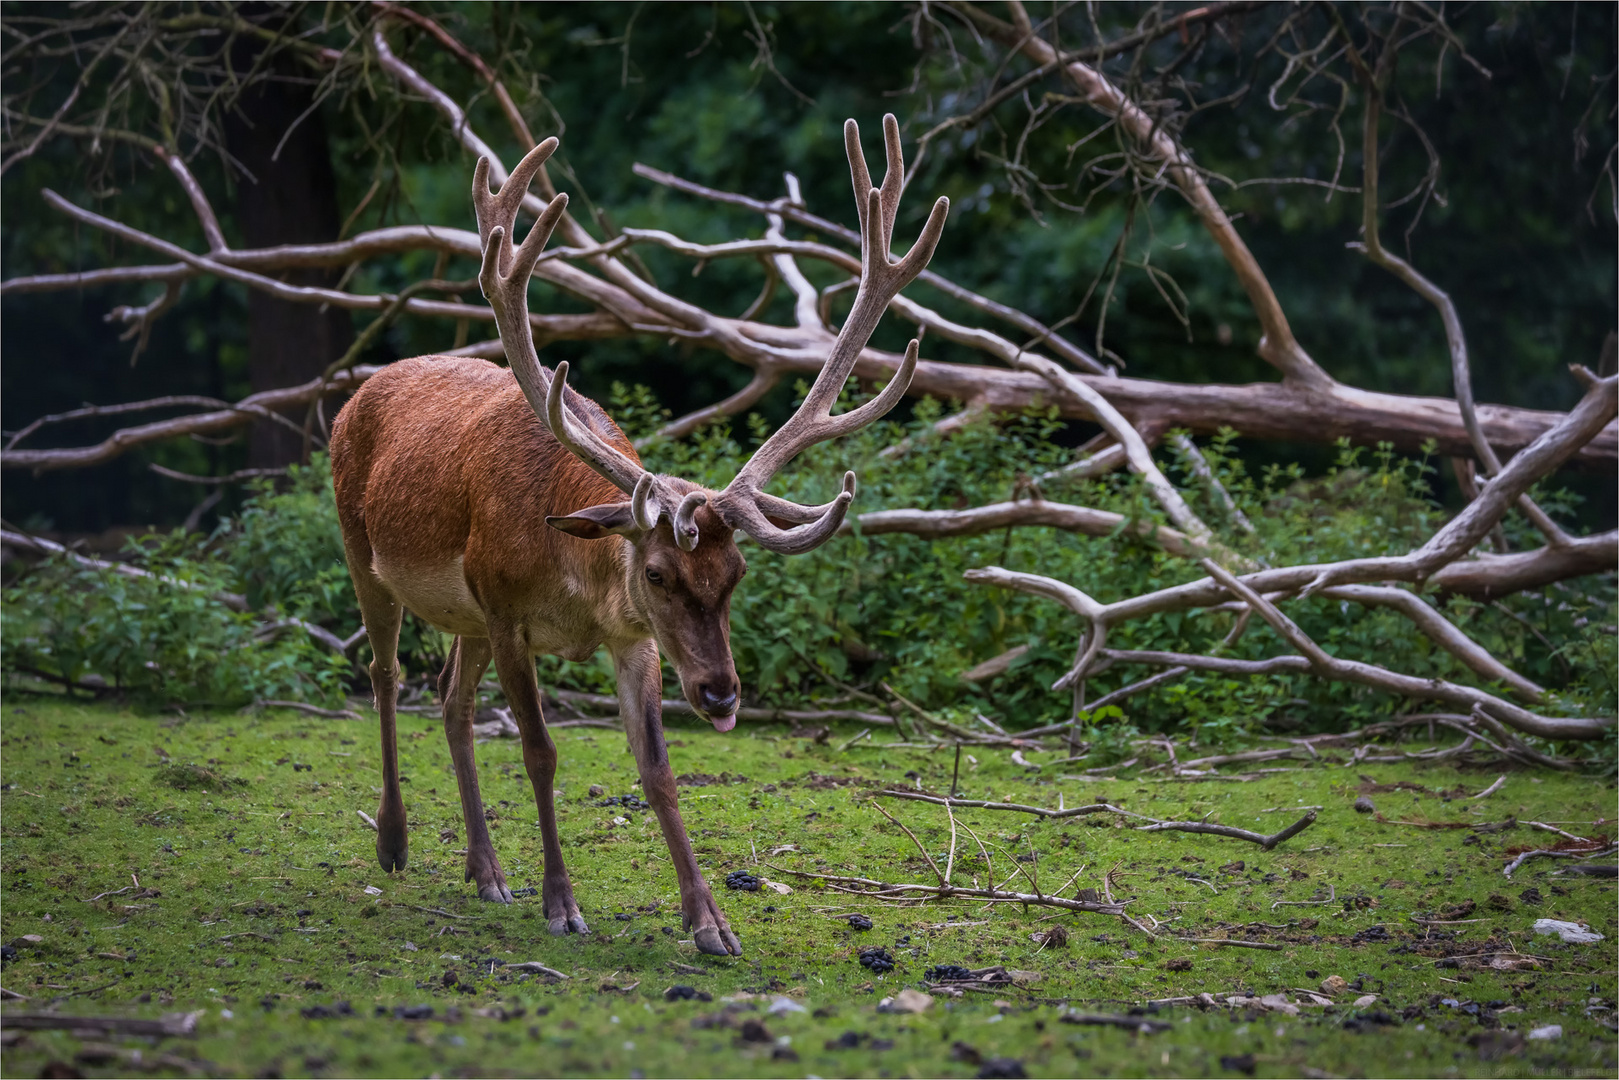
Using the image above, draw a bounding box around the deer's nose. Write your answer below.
[698,684,738,716]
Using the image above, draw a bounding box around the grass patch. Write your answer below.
[1,699,1614,1077]
[154,762,247,792]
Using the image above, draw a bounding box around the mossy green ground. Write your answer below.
[1,698,1614,1078]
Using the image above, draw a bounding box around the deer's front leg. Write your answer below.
[614,640,742,957]
[491,624,588,936]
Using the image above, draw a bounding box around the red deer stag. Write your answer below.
[330,118,947,956]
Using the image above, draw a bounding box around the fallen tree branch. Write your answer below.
[7,258,1613,471]
[953,0,1331,388]
[253,699,362,720]
[961,373,1617,740]
[5,30,1615,478]
[1503,845,1619,879]
[762,862,1130,916]
[1175,938,1284,951]
[874,790,1151,821]
[1429,530,1618,599]
[842,497,1199,555]
[1172,433,1255,533]
[1201,559,1609,741]
[2,367,379,473]
[546,689,895,727]
[873,790,1319,849]
[1134,810,1318,850]
[1,528,248,609]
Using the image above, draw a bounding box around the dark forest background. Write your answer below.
[3,1,1615,536]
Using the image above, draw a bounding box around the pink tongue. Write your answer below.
[710,713,737,733]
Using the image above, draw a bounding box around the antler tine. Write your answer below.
[728,473,857,556]
[877,114,906,247]
[711,115,948,554]
[473,139,559,259]
[631,473,660,530]
[672,491,707,552]
[845,118,875,239]
[845,116,908,260]
[474,140,648,497]
[542,362,649,492]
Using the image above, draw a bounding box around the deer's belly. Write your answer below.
[371,554,614,658]
[373,554,487,637]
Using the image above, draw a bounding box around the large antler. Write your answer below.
[710,115,949,555]
[474,139,653,499]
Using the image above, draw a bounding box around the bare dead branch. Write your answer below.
[763,861,1130,916]
[148,464,289,486]
[631,160,1110,375]
[5,234,1610,470]
[951,1,1333,387]
[1429,531,1617,599]
[1200,558,1608,740]
[873,789,1319,849]
[543,689,896,728]
[842,497,1198,555]
[1171,434,1255,533]
[1352,82,1572,548]
[2,367,378,473]
[869,798,946,886]
[968,525,1613,741]
[1134,810,1318,850]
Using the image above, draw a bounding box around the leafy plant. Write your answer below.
[3,399,1611,745]
[1,530,348,707]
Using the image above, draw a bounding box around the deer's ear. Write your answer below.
[546,502,639,539]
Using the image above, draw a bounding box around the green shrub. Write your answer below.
[1,530,349,707]
[3,384,1612,744]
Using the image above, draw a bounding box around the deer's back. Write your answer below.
[331,356,638,644]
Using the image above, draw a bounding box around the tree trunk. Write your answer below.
[224,36,352,469]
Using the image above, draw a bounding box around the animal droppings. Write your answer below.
[724,871,761,891]
[858,947,895,973]
[848,914,873,930]
[596,794,650,811]
[925,964,973,982]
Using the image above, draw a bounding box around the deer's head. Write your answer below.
[547,477,746,728]
[474,120,947,730]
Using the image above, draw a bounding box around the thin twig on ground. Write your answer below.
[873,790,1318,850]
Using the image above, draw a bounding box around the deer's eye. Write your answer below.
[645,567,664,586]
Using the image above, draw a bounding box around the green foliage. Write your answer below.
[1,530,349,708]
[218,458,354,626]
[4,412,1612,745]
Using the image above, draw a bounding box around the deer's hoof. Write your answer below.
[694,923,743,957]
[376,845,407,873]
[375,825,408,872]
[479,882,515,904]
[548,914,590,936]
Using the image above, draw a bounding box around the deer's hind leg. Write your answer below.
[438,636,510,902]
[346,558,409,873]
